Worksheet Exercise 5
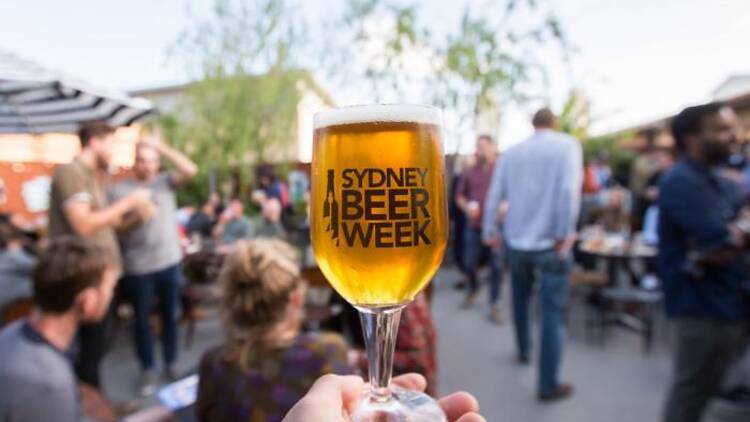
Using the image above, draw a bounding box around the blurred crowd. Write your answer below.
[449,104,750,422]
[1,100,750,422]
[0,121,465,422]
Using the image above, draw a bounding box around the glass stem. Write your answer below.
[357,304,405,403]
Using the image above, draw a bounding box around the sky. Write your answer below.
[1,0,749,151]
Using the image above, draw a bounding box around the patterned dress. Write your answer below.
[196,332,352,422]
[393,294,438,396]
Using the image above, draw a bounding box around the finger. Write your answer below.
[438,392,480,422]
[391,373,427,392]
[456,413,487,422]
[307,374,365,410]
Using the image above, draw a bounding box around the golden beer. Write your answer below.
[311,105,447,306]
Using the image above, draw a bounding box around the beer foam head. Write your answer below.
[314,104,442,129]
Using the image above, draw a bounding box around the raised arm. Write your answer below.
[141,137,198,186]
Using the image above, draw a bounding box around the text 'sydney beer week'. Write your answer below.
[323,167,433,248]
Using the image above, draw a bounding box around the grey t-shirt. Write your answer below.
[221,216,253,245]
[252,218,286,239]
[110,173,183,276]
[0,321,88,422]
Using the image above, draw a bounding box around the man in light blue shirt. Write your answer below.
[482,108,582,402]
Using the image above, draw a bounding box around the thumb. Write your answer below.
[456,414,486,422]
[284,375,365,422]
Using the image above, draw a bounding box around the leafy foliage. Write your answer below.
[558,89,590,140]
[163,0,306,203]
[161,0,569,204]
[330,0,567,151]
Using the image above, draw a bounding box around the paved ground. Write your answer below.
[103,265,674,421]
[433,267,672,422]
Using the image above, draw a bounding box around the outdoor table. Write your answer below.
[576,236,661,352]
[577,233,657,288]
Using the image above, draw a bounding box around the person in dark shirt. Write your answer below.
[0,223,36,314]
[195,239,351,421]
[455,135,503,323]
[659,103,750,422]
[187,200,217,241]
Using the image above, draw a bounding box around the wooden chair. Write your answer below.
[301,266,331,288]
[0,297,34,327]
[569,268,609,288]
[79,383,118,422]
[181,251,224,348]
[568,268,609,342]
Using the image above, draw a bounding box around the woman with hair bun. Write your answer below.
[195,238,351,422]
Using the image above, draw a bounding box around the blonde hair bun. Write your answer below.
[220,238,301,332]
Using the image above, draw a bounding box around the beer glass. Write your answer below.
[311,104,448,421]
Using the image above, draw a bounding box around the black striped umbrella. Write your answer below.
[0,49,155,134]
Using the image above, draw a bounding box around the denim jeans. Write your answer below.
[122,264,182,371]
[507,247,569,396]
[462,224,503,304]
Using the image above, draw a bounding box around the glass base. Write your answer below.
[351,386,447,422]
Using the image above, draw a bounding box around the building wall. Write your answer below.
[0,125,142,216]
[736,108,750,140]
[0,162,56,221]
[297,89,329,163]
[0,125,141,167]
[134,83,330,164]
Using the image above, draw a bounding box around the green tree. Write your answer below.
[558,89,590,140]
[329,0,567,152]
[164,0,307,203]
[554,89,635,184]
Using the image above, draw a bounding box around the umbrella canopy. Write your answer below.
[0,49,155,134]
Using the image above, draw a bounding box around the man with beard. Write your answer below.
[111,137,197,395]
[660,103,750,422]
[48,121,152,390]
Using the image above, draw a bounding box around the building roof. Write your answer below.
[128,69,334,105]
[712,74,750,101]
[600,75,750,142]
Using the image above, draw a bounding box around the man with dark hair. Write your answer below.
[77,120,117,148]
[483,108,582,401]
[48,120,153,388]
[455,134,504,323]
[0,236,118,421]
[659,103,749,422]
[532,107,556,128]
[111,136,197,395]
[188,200,217,241]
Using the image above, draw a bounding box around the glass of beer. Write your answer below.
[311,104,448,421]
